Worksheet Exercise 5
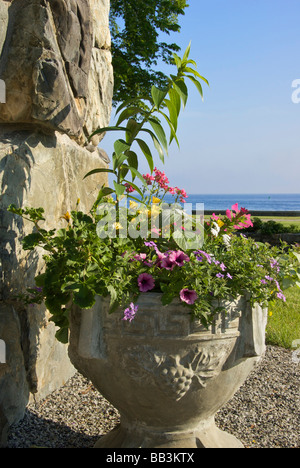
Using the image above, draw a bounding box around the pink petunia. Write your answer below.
[226,209,232,221]
[161,255,176,271]
[180,289,198,305]
[138,273,155,292]
[169,250,190,267]
[231,203,240,214]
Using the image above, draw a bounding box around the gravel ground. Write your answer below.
[7,346,300,449]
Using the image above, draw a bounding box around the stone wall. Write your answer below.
[0,0,113,444]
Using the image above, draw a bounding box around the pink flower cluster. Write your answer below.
[135,243,197,309]
[153,167,170,190]
[125,183,135,193]
[143,168,188,203]
[226,203,253,230]
[144,241,190,272]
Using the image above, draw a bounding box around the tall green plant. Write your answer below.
[84,44,208,206]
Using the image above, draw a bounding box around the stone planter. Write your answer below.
[69,293,267,448]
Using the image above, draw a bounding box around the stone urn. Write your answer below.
[69,293,267,448]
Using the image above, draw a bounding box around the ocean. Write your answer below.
[162,194,300,212]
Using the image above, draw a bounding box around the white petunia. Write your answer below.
[211,222,220,237]
[222,234,231,249]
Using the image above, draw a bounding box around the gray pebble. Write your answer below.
[6,346,300,448]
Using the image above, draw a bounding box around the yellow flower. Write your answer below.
[149,205,161,219]
[217,219,225,228]
[269,311,273,317]
[113,222,124,231]
[129,201,139,210]
[152,196,161,204]
[76,198,80,206]
[62,211,71,223]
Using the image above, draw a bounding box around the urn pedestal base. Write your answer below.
[94,418,244,449]
[69,294,267,449]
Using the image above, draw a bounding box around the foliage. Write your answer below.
[7,199,300,345]
[244,217,300,235]
[110,0,189,104]
[7,46,300,345]
[85,43,208,207]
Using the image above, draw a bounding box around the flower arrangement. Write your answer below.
[7,45,300,343]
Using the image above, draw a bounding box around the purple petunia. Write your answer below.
[197,250,212,264]
[270,259,280,273]
[144,241,160,254]
[265,275,274,281]
[161,255,176,271]
[277,292,286,302]
[138,273,155,292]
[122,303,138,322]
[169,250,190,267]
[216,273,224,279]
[180,289,198,305]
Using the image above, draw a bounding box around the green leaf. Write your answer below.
[116,107,145,126]
[164,98,178,132]
[158,110,180,147]
[161,291,174,306]
[122,166,147,187]
[126,151,139,172]
[184,67,209,86]
[172,53,182,70]
[151,85,167,109]
[148,118,168,155]
[113,181,126,198]
[35,273,46,288]
[168,87,181,117]
[122,179,143,197]
[139,128,165,162]
[22,232,44,250]
[92,187,115,210]
[55,327,69,344]
[89,126,127,140]
[186,75,204,99]
[115,97,149,116]
[126,118,141,143]
[114,153,128,171]
[114,139,131,157]
[73,285,96,309]
[135,138,154,173]
[107,285,119,313]
[173,79,188,109]
[182,42,191,63]
[293,252,300,263]
[83,168,116,180]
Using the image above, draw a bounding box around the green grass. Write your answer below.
[258,216,300,229]
[266,286,300,349]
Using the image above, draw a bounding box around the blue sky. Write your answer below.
[103,0,300,194]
